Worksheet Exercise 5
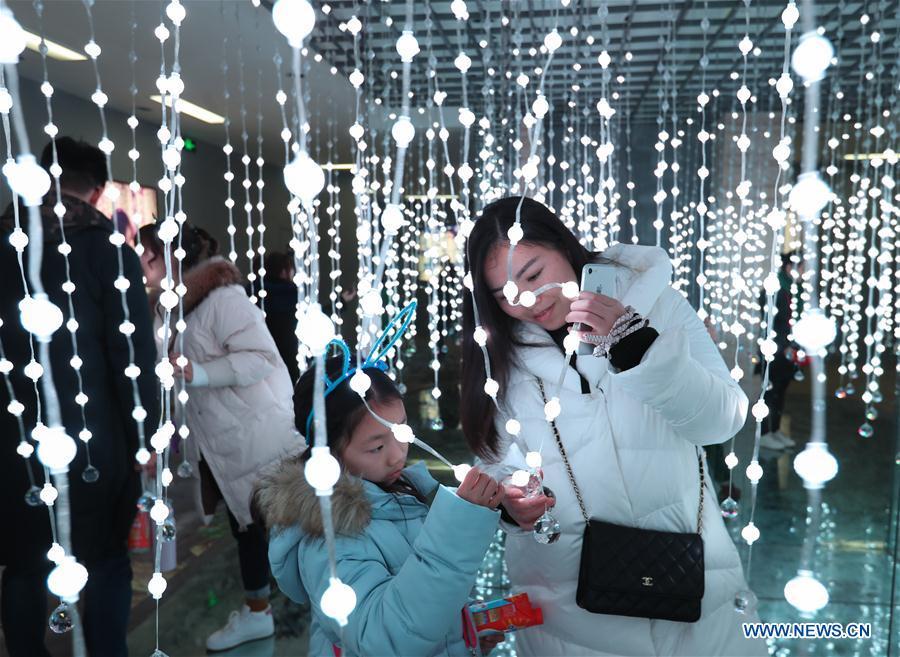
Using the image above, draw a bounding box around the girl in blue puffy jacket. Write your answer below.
[254,357,506,657]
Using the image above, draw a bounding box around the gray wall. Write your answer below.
[1,76,295,265]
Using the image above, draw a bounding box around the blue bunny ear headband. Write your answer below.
[304,301,417,441]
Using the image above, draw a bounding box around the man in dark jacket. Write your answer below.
[757,250,802,451]
[0,138,158,657]
[253,250,300,384]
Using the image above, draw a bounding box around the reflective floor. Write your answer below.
[2,340,897,657]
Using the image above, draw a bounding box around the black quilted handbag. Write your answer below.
[538,380,705,622]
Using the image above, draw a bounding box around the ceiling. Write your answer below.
[6,0,898,166]
[303,0,899,123]
[8,0,357,163]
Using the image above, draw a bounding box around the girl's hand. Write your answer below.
[501,486,555,530]
[169,353,194,383]
[457,468,505,509]
[566,291,626,338]
[479,633,506,655]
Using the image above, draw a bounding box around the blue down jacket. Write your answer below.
[257,460,499,657]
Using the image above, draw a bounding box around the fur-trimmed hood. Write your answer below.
[254,454,371,538]
[181,256,244,316]
[254,457,439,538]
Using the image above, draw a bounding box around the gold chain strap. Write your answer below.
[537,379,705,535]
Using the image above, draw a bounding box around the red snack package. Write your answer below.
[467,593,544,637]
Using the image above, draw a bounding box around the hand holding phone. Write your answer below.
[571,264,619,333]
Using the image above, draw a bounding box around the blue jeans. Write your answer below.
[1,553,133,657]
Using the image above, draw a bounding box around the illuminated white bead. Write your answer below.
[272,0,316,48]
[452,464,472,483]
[525,451,542,469]
[148,572,167,599]
[84,40,101,58]
[543,30,562,52]
[40,483,58,505]
[283,151,325,203]
[483,378,500,398]
[46,542,65,563]
[784,571,829,612]
[510,469,530,487]
[745,460,763,484]
[5,154,51,206]
[36,427,76,473]
[381,204,406,234]
[793,443,838,489]
[502,281,518,303]
[473,326,488,346]
[454,52,472,73]
[507,223,524,244]
[781,2,799,29]
[741,522,760,545]
[8,228,28,251]
[23,360,43,381]
[751,401,769,421]
[395,31,420,62]
[791,33,834,82]
[544,397,561,422]
[505,419,521,436]
[0,8,27,63]
[299,304,335,356]
[47,557,88,601]
[349,370,371,395]
[391,423,415,444]
[391,117,415,147]
[320,577,357,627]
[20,294,63,339]
[519,291,536,308]
[150,499,170,524]
[792,309,836,352]
[725,451,739,470]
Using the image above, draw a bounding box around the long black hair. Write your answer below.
[460,196,597,459]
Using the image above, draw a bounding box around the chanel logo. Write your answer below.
[641,577,654,587]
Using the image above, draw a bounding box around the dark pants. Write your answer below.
[199,459,270,598]
[1,553,132,657]
[761,354,796,435]
[226,509,271,597]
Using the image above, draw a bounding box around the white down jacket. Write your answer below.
[159,257,300,528]
[482,244,767,657]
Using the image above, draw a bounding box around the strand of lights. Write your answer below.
[220,12,238,264]
[272,0,356,629]
[0,62,52,498]
[732,1,799,616]
[1,8,86,651]
[254,56,268,315]
[33,0,99,484]
[695,4,712,320]
[78,0,151,473]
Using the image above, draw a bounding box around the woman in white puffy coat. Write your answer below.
[460,197,767,657]
[140,224,298,652]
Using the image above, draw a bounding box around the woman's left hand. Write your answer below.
[169,353,194,383]
[566,292,627,338]
[479,633,506,655]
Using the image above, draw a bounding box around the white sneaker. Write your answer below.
[759,432,786,451]
[774,431,796,448]
[206,605,274,652]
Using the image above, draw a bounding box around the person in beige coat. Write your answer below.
[139,224,299,651]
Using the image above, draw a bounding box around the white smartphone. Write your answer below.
[580,263,618,298]
[573,264,618,332]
